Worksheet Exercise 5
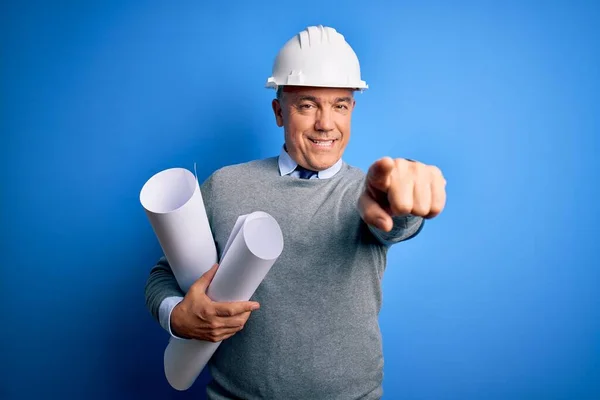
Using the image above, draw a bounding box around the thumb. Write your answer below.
[358,191,394,232]
[193,263,219,292]
[367,157,395,192]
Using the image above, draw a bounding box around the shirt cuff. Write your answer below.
[158,296,187,340]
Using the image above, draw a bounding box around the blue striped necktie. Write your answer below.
[295,165,317,179]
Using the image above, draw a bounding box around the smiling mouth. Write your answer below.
[309,138,337,146]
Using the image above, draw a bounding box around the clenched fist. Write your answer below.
[358,157,447,232]
[170,263,260,342]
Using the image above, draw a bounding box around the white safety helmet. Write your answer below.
[266,25,368,91]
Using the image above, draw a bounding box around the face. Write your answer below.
[272,86,356,171]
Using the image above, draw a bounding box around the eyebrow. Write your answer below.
[294,95,353,103]
[296,95,318,103]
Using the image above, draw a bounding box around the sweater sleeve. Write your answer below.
[144,256,185,323]
[368,215,425,246]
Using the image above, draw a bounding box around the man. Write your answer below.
[145,25,446,399]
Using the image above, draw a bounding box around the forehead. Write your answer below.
[282,86,354,102]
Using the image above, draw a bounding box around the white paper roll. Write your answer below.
[163,211,284,391]
[140,168,217,293]
[141,168,284,391]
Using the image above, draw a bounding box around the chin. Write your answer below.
[309,157,339,171]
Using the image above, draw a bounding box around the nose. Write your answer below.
[314,108,334,132]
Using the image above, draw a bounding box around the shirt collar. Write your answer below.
[277,145,343,179]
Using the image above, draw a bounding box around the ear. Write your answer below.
[272,99,284,127]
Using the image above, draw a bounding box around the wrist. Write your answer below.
[170,302,191,339]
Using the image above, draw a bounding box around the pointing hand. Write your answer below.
[358,157,447,232]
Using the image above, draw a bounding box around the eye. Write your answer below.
[335,104,349,110]
[299,103,314,109]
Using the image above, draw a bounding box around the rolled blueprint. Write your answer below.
[140,167,217,292]
[164,211,284,390]
[141,167,284,391]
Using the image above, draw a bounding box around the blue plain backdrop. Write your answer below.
[1,1,599,399]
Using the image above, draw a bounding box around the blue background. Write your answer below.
[2,1,599,399]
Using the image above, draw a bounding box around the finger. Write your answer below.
[193,263,219,292]
[217,312,252,329]
[358,191,393,232]
[214,301,260,317]
[199,314,242,330]
[426,176,447,219]
[205,327,242,342]
[367,157,395,192]
[215,329,242,342]
[412,180,432,217]
[235,311,252,325]
[387,175,414,216]
[393,158,415,177]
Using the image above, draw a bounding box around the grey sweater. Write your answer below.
[144,157,423,400]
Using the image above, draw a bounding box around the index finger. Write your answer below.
[213,301,260,317]
[367,157,395,192]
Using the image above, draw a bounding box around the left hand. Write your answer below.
[358,157,447,232]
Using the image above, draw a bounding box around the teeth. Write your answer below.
[310,139,334,146]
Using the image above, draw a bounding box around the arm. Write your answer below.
[144,256,185,335]
[144,258,259,341]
